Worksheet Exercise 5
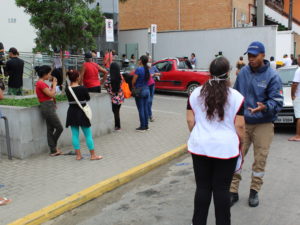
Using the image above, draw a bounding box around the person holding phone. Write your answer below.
[35,65,63,156]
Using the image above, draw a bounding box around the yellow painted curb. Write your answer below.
[8,144,187,225]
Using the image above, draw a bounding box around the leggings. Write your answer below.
[112,103,121,129]
[71,126,94,150]
[192,154,238,225]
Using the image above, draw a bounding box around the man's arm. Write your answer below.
[79,65,85,85]
[264,75,283,113]
[291,82,299,100]
[98,65,108,84]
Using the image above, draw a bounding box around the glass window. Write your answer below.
[154,61,171,72]
[278,67,297,85]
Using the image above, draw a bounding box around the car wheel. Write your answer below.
[187,83,199,95]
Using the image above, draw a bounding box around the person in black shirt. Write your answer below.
[5,47,24,95]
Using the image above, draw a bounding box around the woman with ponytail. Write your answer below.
[35,65,63,156]
[187,57,245,225]
[132,55,150,132]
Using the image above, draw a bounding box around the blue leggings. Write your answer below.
[71,126,94,150]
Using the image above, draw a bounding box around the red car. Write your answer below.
[153,58,210,95]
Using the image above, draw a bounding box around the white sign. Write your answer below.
[151,24,157,44]
[105,19,114,42]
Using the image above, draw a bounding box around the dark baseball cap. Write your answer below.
[244,41,265,56]
[84,52,92,58]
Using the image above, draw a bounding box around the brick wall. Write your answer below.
[283,0,300,22]
[119,0,233,31]
[295,33,300,56]
[232,0,255,26]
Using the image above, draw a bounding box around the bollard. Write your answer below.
[1,116,12,160]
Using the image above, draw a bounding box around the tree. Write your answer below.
[15,0,104,53]
[15,0,104,81]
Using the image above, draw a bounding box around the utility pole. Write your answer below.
[288,0,293,30]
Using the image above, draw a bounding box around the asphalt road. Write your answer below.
[46,93,300,225]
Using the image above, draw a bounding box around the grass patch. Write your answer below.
[0,95,68,107]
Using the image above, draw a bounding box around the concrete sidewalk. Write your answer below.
[0,95,189,225]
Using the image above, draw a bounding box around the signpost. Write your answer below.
[150,24,157,61]
[105,19,114,42]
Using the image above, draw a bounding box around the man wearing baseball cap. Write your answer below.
[230,41,283,207]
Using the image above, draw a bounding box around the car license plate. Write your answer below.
[275,116,294,123]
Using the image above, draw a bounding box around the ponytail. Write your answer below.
[140,55,150,81]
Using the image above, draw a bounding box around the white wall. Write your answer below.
[119,29,149,56]
[154,26,277,69]
[276,31,294,61]
[0,0,36,52]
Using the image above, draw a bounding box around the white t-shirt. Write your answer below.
[283,58,292,67]
[270,61,277,70]
[293,67,300,97]
[188,87,244,159]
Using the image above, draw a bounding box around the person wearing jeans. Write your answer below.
[132,55,150,132]
[187,57,245,225]
[148,65,160,122]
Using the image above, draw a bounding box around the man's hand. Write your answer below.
[248,102,267,114]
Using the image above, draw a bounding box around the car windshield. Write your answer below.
[277,67,298,85]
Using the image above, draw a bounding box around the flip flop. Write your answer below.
[288,137,300,142]
[50,151,63,157]
[90,156,103,160]
[0,197,12,206]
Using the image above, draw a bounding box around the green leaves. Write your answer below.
[15,0,104,53]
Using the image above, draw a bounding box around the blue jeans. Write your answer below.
[135,87,150,128]
[148,84,155,118]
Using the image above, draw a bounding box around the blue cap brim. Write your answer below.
[244,50,260,56]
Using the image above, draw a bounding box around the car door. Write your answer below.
[154,60,174,90]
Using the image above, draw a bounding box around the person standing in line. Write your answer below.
[291,54,298,65]
[184,56,193,69]
[103,50,113,70]
[5,47,24,95]
[282,54,292,67]
[230,41,283,207]
[104,62,124,131]
[236,56,246,75]
[190,53,197,69]
[269,56,277,70]
[147,64,160,122]
[66,70,102,160]
[130,54,137,64]
[132,55,150,132]
[289,55,300,141]
[35,65,63,156]
[187,57,245,225]
[80,52,108,93]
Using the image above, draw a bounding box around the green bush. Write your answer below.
[0,95,68,107]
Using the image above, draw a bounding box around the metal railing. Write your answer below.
[1,115,12,160]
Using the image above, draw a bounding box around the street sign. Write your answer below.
[151,24,157,44]
[105,19,114,42]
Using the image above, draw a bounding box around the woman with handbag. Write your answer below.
[104,62,124,131]
[132,55,150,132]
[66,70,102,160]
[35,65,63,156]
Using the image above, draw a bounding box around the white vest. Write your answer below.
[188,87,244,161]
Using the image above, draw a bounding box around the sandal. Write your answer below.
[90,156,103,160]
[0,197,12,206]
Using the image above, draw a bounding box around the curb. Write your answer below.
[8,144,187,225]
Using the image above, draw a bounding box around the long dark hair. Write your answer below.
[110,62,121,93]
[35,65,52,78]
[200,57,230,121]
[140,55,150,81]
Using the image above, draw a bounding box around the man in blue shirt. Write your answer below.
[230,42,283,208]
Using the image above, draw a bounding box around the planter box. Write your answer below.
[0,93,114,159]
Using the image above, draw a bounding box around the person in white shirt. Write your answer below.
[187,56,245,225]
[270,56,277,70]
[282,54,292,67]
[289,55,300,141]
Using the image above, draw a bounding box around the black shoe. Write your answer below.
[230,192,239,207]
[136,127,146,132]
[248,189,259,207]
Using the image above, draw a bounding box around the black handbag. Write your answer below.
[132,87,142,97]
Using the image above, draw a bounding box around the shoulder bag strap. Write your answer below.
[68,86,84,110]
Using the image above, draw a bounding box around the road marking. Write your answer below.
[8,144,187,225]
